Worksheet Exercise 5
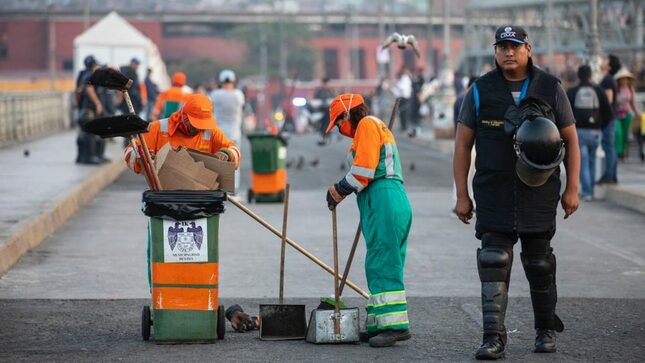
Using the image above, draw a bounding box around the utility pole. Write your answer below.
[278,1,288,83]
[442,0,451,70]
[259,23,268,129]
[83,0,90,30]
[546,0,554,70]
[589,0,603,83]
[47,3,56,91]
[426,0,434,76]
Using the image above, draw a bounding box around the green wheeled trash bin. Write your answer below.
[246,132,288,203]
[141,190,227,343]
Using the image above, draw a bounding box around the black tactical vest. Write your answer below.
[472,63,562,236]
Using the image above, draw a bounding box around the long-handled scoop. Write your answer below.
[259,184,307,340]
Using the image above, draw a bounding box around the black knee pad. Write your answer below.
[521,241,555,290]
[477,247,513,282]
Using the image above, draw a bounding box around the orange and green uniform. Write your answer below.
[339,115,412,333]
[124,112,240,174]
[154,86,190,118]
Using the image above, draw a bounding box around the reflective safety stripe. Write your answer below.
[350,165,375,179]
[346,153,354,168]
[125,147,138,170]
[384,143,395,177]
[367,311,409,328]
[345,172,365,192]
[368,290,407,308]
[159,118,169,132]
[203,130,212,141]
[366,115,384,126]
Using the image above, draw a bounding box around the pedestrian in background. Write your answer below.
[566,65,613,201]
[453,25,579,360]
[613,68,642,161]
[312,77,336,146]
[598,54,621,184]
[210,69,245,193]
[408,67,425,138]
[325,94,412,348]
[75,57,109,165]
[144,68,159,121]
[119,58,144,116]
[151,72,190,120]
[394,67,412,133]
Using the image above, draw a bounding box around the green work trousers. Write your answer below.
[357,178,412,333]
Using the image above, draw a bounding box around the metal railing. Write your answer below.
[0,92,70,146]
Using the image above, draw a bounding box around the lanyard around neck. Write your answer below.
[516,77,530,106]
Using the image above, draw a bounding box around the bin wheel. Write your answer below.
[142,305,151,341]
[247,189,254,204]
[217,305,226,340]
[278,189,285,203]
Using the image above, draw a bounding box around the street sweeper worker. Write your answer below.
[124,93,240,173]
[150,71,191,120]
[325,93,413,348]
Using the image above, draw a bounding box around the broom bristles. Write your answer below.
[88,68,133,90]
[81,114,149,138]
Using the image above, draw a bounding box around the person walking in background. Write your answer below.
[151,72,190,120]
[313,77,336,146]
[598,54,621,184]
[567,65,613,201]
[144,68,159,121]
[408,67,425,138]
[394,67,413,133]
[613,68,642,162]
[119,58,144,116]
[210,69,245,193]
[75,57,109,165]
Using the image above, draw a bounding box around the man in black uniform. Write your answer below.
[453,25,580,360]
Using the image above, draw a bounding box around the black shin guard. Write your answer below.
[478,233,514,341]
[520,241,564,332]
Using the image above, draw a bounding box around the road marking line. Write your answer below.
[561,230,645,267]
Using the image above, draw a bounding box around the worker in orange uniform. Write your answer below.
[150,71,191,120]
[325,94,412,348]
[125,93,240,173]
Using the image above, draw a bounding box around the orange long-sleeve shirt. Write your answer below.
[124,114,240,174]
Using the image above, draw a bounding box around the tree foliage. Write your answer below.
[231,21,316,81]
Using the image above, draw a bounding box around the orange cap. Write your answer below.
[181,94,217,130]
[171,72,187,86]
[326,93,365,133]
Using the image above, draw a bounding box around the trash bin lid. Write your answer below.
[142,190,226,220]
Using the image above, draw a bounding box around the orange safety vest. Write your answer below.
[153,86,190,117]
[124,116,240,174]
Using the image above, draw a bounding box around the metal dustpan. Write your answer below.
[259,185,307,340]
[81,114,149,138]
[305,209,359,344]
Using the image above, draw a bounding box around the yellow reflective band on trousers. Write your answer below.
[357,178,412,333]
[368,290,407,308]
[367,311,410,330]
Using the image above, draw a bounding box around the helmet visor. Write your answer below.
[515,158,556,187]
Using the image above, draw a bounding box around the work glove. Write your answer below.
[225,304,260,332]
[214,151,230,161]
[326,184,346,210]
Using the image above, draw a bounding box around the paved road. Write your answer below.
[1,132,644,361]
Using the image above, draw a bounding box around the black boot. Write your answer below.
[534,329,556,353]
[368,329,411,347]
[476,332,507,360]
[476,240,513,360]
[476,282,508,360]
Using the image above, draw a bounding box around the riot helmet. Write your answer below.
[513,116,565,187]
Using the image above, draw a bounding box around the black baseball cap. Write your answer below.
[494,25,529,45]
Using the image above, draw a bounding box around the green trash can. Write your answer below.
[141,190,227,343]
[247,133,288,203]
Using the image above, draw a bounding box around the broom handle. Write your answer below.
[123,90,162,191]
[227,196,369,298]
[128,136,155,191]
[332,208,341,336]
[279,184,290,305]
[338,98,401,297]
